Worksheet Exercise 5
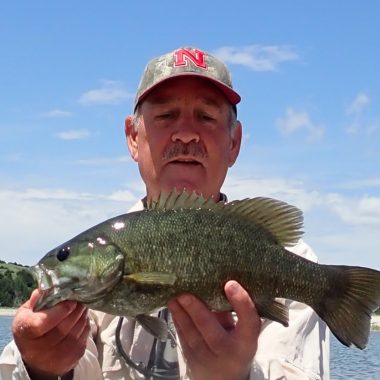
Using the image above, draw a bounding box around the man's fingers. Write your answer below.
[169,298,205,351]
[169,298,217,364]
[13,297,79,339]
[224,280,261,336]
[52,308,91,362]
[40,304,88,347]
[169,294,227,355]
[21,289,40,309]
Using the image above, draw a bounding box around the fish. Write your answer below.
[32,191,380,349]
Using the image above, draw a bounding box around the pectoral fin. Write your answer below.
[124,272,177,286]
[136,314,169,341]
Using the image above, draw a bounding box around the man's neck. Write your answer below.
[142,192,227,209]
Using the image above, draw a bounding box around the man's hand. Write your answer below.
[168,280,261,380]
[12,289,90,379]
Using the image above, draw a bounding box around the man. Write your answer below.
[0,47,329,379]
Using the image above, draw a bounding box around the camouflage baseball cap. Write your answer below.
[134,47,241,109]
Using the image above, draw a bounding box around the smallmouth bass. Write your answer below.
[33,191,380,349]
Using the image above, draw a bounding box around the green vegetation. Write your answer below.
[0,260,37,307]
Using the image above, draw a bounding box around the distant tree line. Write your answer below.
[0,266,36,307]
[0,259,29,267]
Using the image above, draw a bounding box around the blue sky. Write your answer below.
[0,1,379,269]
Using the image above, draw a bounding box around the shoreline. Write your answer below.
[371,315,380,331]
[0,308,17,317]
[1,307,380,330]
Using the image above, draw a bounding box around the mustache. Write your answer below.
[162,141,208,161]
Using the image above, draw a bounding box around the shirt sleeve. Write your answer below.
[0,315,103,380]
[248,240,330,380]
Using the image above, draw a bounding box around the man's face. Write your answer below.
[125,76,242,201]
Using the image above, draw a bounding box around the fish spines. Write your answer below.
[148,189,220,211]
[223,198,304,247]
[148,190,304,247]
[313,265,380,349]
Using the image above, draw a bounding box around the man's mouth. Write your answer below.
[170,158,202,165]
[167,156,203,166]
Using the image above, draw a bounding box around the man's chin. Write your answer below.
[160,179,207,197]
[166,183,202,195]
[160,165,205,190]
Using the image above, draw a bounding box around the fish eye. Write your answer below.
[57,247,70,262]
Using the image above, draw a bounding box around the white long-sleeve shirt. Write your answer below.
[0,200,330,379]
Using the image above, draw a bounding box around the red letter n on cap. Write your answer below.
[173,48,207,69]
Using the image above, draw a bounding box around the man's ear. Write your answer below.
[228,121,242,167]
[125,116,138,162]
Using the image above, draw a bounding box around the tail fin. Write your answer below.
[314,265,380,349]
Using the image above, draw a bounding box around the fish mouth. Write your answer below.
[32,265,79,311]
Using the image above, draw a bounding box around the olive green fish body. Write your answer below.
[33,191,380,349]
[105,209,324,316]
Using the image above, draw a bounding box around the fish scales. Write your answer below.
[52,206,327,318]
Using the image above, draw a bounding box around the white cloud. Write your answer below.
[346,120,379,136]
[223,175,321,211]
[276,108,324,142]
[224,175,380,227]
[306,227,380,268]
[55,129,91,140]
[78,80,133,106]
[346,122,359,135]
[108,190,136,202]
[367,123,379,136]
[346,121,380,137]
[327,194,380,225]
[346,92,370,115]
[277,108,309,134]
[0,188,139,266]
[344,92,378,136]
[338,178,380,189]
[39,109,72,118]
[1,188,96,201]
[76,155,131,166]
[213,45,299,71]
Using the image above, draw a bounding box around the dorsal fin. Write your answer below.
[148,191,303,247]
[223,198,304,246]
[147,189,220,211]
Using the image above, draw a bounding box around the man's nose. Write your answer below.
[171,115,200,144]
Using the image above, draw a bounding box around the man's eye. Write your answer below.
[157,113,172,119]
[201,114,215,122]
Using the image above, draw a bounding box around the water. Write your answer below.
[0,316,379,378]
[0,316,13,354]
[330,332,380,379]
